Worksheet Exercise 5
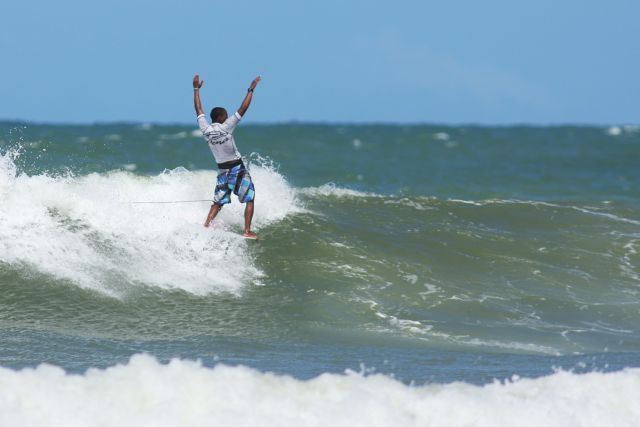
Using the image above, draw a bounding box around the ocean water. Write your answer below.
[1,121,639,425]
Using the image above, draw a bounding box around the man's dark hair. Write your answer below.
[210,107,227,123]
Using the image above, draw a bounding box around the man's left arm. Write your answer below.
[237,76,261,117]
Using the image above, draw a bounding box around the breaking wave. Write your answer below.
[1,354,639,427]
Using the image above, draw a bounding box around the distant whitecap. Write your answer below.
[433,132,450,141]
[606,126,622,136]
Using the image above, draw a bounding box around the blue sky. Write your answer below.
[1,0,638,124]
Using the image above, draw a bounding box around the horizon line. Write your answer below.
[1,118,638,129]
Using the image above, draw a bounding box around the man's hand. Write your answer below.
[249,76,261,91]
[193,74,204,89]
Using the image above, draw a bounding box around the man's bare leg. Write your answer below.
[243,201,257,239]
[204,204,222,227]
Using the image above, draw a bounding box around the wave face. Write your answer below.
[1,354,640,427]
[0,149,297,295]
[1,122,640,382]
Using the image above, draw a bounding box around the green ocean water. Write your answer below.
[0,121,639,384]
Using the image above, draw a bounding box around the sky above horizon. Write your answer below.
[1,0,638,124]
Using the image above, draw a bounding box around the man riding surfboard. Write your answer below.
[192,74,261,239]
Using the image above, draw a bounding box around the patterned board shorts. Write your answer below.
[213,163,255,206]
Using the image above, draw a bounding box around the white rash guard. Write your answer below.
[197,111,243,165]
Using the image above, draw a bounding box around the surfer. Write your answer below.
[193,74,261,239]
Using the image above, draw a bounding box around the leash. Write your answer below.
[130,199,213,204]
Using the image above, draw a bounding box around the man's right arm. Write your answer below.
[193,74,205,117]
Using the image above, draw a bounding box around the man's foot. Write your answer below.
[242,231,258,240]
[204,204,222,228]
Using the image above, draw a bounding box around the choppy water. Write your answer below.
[1,122,639,425]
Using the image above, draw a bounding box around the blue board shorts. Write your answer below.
[213,162,255,206]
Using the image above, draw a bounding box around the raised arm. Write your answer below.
[193,74,205,116]
[237,76,261,117]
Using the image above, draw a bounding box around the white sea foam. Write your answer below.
[136,123,153,131]
[159,131,189,140]
[384,198,434,211]
[433,131,450,141]
[447,198,640,225]
[105,134,122,141]
[606,126,622,136]
[0,149,18,188]
[299,183,379,198]
[0,152,298,296]
[1,354,639,427]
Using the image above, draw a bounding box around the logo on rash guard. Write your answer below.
[207,130,232,145]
